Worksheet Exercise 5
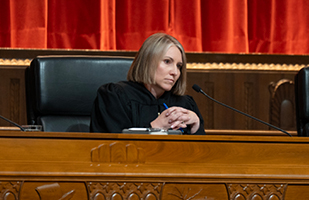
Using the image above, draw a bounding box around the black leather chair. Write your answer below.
[26,55,134,132]
[295,66,309,136]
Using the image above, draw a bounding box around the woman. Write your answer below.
[90,33,205,135]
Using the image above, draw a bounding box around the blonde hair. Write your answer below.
[127,33,187,95]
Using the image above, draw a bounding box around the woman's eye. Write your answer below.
[177,64,183,69]
[164,59,170,64]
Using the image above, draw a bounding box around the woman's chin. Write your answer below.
[163,86,173,91]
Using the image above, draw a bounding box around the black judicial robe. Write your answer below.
[90,81,205,135]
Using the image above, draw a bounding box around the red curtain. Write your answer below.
[1,0,309,54]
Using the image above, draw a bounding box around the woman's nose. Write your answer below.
[170,64,179,75]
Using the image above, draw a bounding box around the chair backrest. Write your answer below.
[295,66,309,136]
[26,55,134,132]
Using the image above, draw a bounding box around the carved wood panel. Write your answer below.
[0,66,27,126]
[268,79,296,130]
[19,182,87,200]
[4,181,306,200]
[161,183,228,200]
[0,181,21,200]
[91,142,145,164]
[202,81,214,129]
[227,184,286,200]
[186,70,296,130]
[10,78,20,125]
[88,182,162,200]
[244,82,254,129]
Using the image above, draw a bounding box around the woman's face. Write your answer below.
[151,45,182,97]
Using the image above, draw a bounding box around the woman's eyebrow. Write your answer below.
[164,56,173,60]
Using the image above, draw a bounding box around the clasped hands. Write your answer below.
[150,106,200,134]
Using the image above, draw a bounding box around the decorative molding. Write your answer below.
[0,59,31,66]
[228,183,286,200]
[0,181,291,200]
[0,58,307,71]
[187,62,305,71]
[91,142,145,164]
[87,182,162,200]
[0,181,21,200]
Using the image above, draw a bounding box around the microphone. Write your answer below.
[192,84,292,137]
[0,115,25,131]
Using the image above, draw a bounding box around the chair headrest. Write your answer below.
[27,56,134,116]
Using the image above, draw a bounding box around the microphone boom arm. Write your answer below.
[0,115,25,131]
[192,84,292,137]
